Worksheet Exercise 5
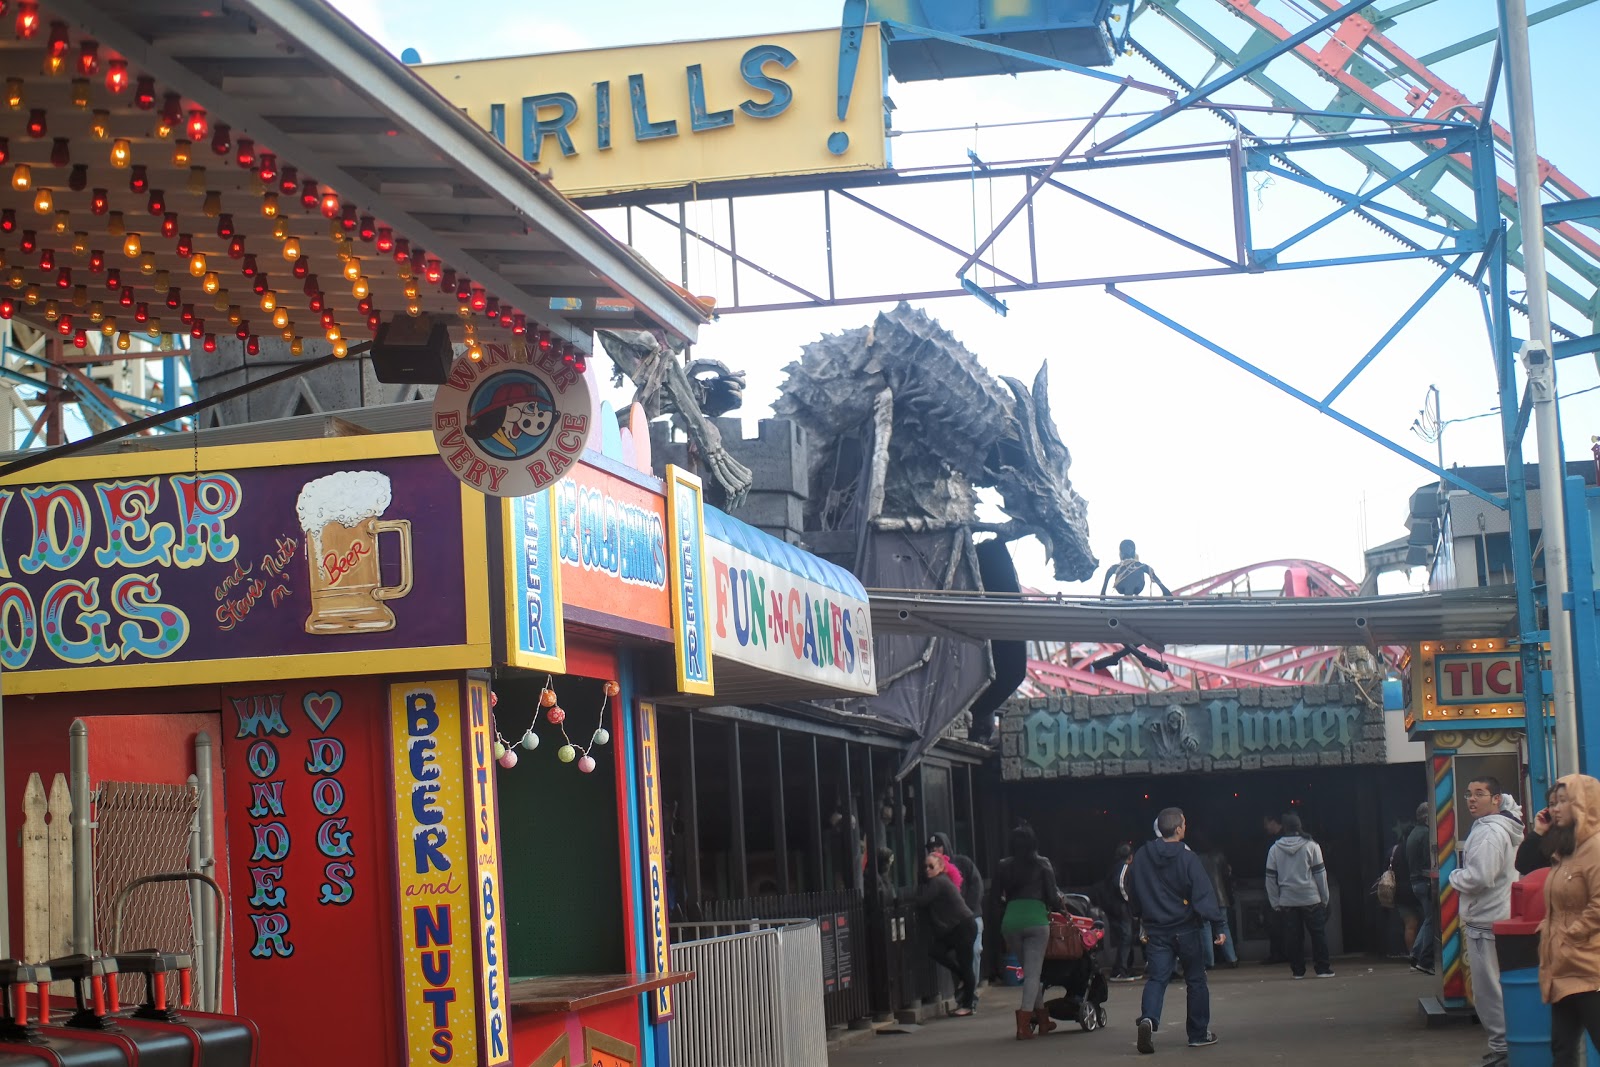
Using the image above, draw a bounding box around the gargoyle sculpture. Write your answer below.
[596,329,753,506]
[773,302,1096,582]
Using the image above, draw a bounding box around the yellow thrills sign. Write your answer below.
[413,26,889,197]
[390,681,480,1066]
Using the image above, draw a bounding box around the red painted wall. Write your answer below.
[4,687,231,1001]
[219,676,400,1067]
[511,999,641,1066]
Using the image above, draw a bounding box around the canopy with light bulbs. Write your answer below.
[0,0,707,367]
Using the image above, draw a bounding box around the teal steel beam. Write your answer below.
[1546,197,1600,225]
[1090,0,1378,157]
[1106,284,1505,507]
[877,20,1175,95]
[1322,252,1473,406]
[1417,0,1599,64]
[1555,334,1600,359]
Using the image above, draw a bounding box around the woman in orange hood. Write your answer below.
[1540,773,1600,1065]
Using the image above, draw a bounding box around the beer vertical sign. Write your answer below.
[638,701,674,1020]
[465,676,511,1064]
[665,465,713,696]
[390,680,480,1065]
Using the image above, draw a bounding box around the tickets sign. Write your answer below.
[390,680,480,1065]
[1415,638,1545,723]
[433,343,593,498]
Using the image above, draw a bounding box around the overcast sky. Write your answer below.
[327,0,1600,597]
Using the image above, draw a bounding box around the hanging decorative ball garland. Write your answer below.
[489,678,616,773]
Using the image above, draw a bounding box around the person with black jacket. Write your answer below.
[1103,842,1139,981]
[990,823,1065,1041]
[1128,807,1226,1054]
[917,852,978,1016]
[1406,802,1437,975]
[928,833,986,982]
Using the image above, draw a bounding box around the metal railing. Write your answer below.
[691,889,871,1028]
[669,919,827,1067]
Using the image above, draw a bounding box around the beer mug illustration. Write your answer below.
[296,470,414,635]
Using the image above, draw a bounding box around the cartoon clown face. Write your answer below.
[465,371,558,460]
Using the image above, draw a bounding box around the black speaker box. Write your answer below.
[370,316,453,383]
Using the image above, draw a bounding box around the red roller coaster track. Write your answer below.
[1024,558,1404,695]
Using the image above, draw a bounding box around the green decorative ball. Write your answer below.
[557,744,577,763]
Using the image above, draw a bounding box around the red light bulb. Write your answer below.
[375,227,394,253]
[0,299,13,319]
[424,260,442,285]
[357,296,372,316]
[190,320,204,339]
[39,249,54,270]
[319,309,336,329]
[186,109,207,141]
[241,254,258,277]
[536,329,553,352]
[246,334,260,356]
[394,238,411,263]
[308,293,323,313]
[147,189,165,216]
[129,165,148,193]
[512,314,527,336]
[57,268,73,290]
[88,250,104,272]
[105,59,128,94]
[77,40,99,76]
[19,231,35,254]
[210,123,231,155]
[341,205,359,231]
[456,278,472,303]
[90,189,108,215]
[135,76,155,110]
[0,210,12,233]
[485,297,500,320]
[160,94,182,132]
[73,328,88,349]
[302,274,318,297]
[165,287,180,309]
[235,321,249,340]
[45,21,68,56]
[15,3,40,40]
[440,269,457,292]
[359,216,376,242]
[26,111,46,139]
[292,258,309,280]
[68,164,87,191]
[175,234,193,257]
[105,267,120,289]
[278,165,298,195]
[216,214,234,238]
[257,153,277,184]
[50,139,69,167]
[181,304,195,325]
[252,274,268,296]
[118,285,132,306]
[57,317,73,336]
[235,138,254,169]
[161,212,178,238]
[320,191,341,219]
[0,139,8,166]
[469,287,486,311]
[227,234,246,258]
[300,179,319,210]
[134,301,149,323]
[203,333,216,352]
[368,312,381,334]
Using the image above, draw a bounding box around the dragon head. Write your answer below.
[993,363,1097,582]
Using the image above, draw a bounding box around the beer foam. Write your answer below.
[296,470,393,532]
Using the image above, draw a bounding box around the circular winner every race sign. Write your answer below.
[432,343,594,497]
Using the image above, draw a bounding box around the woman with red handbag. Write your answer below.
[991,822,1065,1040]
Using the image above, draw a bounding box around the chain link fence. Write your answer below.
[93,780,199,1006]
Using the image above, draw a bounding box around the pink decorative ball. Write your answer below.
[497,749,519,769]
[490,691,498,708]
[547,706,566,724]
[577,754,596,774]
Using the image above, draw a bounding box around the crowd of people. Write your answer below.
[914,776,1600,1059]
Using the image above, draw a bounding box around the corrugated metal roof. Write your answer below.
[869,588,1519,646]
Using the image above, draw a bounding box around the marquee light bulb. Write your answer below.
[332,339,348,358]
[235,138,254,169]
[210,123,231,156]
[261,192,279,218]
[134,76,155,110]
[105,59,128,93]
[26,110,45,139]
[110,139,130,168]
[90,110,109,139]
[187,167,207,195]
[352,276,369,300]
[202,333,216,353]
[106,211,125,237]
[71,79,90,110]
[272,306,289,330]
[260,290,276,313]
[14,3,39,40]
[89,301,104,323]
[10,164,31,191]
[257,153,277,183]
[117,330,131,351]
[202,190,222,218]
[282,237,301,262]
[172,140,191,167]
[77,40,99,75]
[201,271,219,295]
[31,188,52,214]
[139,253,156,275]
[342,259,361,283]
[189,253,207,278]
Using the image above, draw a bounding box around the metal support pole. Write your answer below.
[194,731,217,1011]
[186,774,206,1009]
[1500,0,1579,773]
[69,719,93,953]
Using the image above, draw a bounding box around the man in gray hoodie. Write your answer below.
[1449,777,1524,1067]
[1265,813,1333,978]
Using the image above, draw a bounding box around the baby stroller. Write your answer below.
[1040,893,1110,1031]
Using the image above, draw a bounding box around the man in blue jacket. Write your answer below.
[1128,807,1226,1054]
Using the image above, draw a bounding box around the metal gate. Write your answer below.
[669,919,827,1067]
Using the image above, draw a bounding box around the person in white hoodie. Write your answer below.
[1449,776,1524,1067]
[1265,813,1333,978]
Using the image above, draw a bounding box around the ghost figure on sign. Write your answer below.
[1149,705,1200,760]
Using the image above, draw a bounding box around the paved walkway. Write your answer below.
[831,960,1488,1066]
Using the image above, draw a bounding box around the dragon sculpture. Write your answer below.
[773,302,1097,583]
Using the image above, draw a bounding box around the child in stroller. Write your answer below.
[1039,893,1111,1032]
